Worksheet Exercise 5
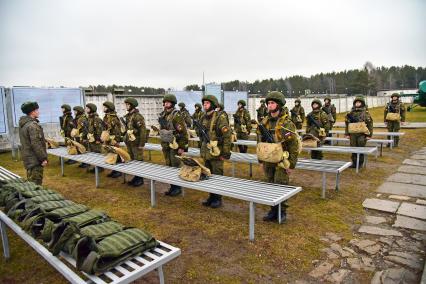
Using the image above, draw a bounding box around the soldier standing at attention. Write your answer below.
[159,94,188,196]
[322,96,337,144]
[192,103,204,148]
[233,100,252,153]
[257,92,299,222]
[345,96,373,168]
[199,95,232,208]
[290,98,305,130]
[256,99,267,122]
[384,93,406,147]
[178,102,192,128]
[123,98,146,186]
[72,106,89,168]
[85,103,103,173]
[19,101,48,185]
[306,99,329,160]
[102,101,123,178]
[60,104,76,164]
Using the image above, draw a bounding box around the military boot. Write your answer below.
[165,185,182,197]
[79,163,89,168]
[209,194,222,208]
[263,206,278,222]
[109,170,122,178]
[127,176,138,186]
[202,194,215,207]
[132,176,144,187]
[65,159,77,165]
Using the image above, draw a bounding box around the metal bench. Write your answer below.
[143,143,351,198]
[324,137,394,156]
[330,129,405,144]
[47,148,302,241]
[0,166,181,284]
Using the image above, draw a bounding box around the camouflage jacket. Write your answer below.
[384,102,406,122]
[123,109,146,147]
[179,107,192,128]
[306,109,329,138]
[159,108,188,150]
[345,107,373,137]
[233,108,252,133]
[73,113,87,141]
[59,111,74,138]
[103,112,122,143]
[257,110,299,169]
[87,113,103,143]
[200,110,232,161]
[256,104,267,122]
[322,103,337,123]
[192,109,204,121]
[290,105,305,123]
[18,116,48,169]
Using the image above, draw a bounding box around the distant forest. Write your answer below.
[89,63,426,97]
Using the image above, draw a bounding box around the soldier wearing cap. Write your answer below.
[102,101,123,178]
[159,94,188,196]
[19,101,48,185]
[123,98,147,186]
[384,93,406,147]
[199,95,232,208]
[233,99,252,153]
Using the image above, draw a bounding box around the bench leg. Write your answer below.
[356,153,360,174]
[249,163,253,178]
[232,162,235,177]
[122,173,126,184]
[150,180,156,207]
[95,166,100,188]
[157,266,165,284]
[364,154,368,167]
[380,144,383,157]
[249,202,255,241]
[0,220,10,260]
[322,172,326,199]
[60,157,64,177]
[335,173,340,192]
[148,150,152,161]
[278,203,282,224]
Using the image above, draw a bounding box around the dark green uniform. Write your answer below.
[72,106,89,168]
[200,95,232,208]
[322,97,337,144]
[345,96,373,167]
[86,112,103,153]
[257,92,299,222]
[18,102,48,185]
[160,94,188,196]
[59,105,74,139]
[103,101,124,178]
[178,103,192,128]
[384,94,406,147]
[256,100,267,122]
[233,100,252,153]
[290,100,305,130]
[192,103,204,148]
[306,100,329,160]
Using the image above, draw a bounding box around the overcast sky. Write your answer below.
[0,0,425,89]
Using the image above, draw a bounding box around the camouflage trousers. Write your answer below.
[295,122,303,130]
[88,142,102,153]
[126,143,144,161]
[387,121,401,146]
[236,132,249,153]
[27,165,44,185]
[350,133,367,166]
[205,159,224,201]
[161,146,181,168]
[263,162,289,184]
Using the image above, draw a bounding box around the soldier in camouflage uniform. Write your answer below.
[159,94,188,196]
[103,101,123,178]
[178,102,192,128]
[60,104,76,164]
[200,95,232,208]
[384,93,406,147]
[84,103,104,173]
[290,98,305,130]
[192,103,204,148]
[306,99,329,160]
[256,99,267,122]
[345,96,373,168]
[123,98,147,186]
[72,106,89,168]
[19,102,48,185]
[217,102,225,112]
[233,100,252,153]
[257,92,299,222]
[322,96,337,144]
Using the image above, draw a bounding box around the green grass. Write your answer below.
[1,106,426,283]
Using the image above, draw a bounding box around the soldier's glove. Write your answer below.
[87,133,95,143]
[241,125,248,133]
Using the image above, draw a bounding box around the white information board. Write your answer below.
[0,87,7,134]
[224,91,248,112]
[11,87,83,127]
[205,83,222,102]
[170,91,203,114]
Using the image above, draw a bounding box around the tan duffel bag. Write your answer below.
[100,131,110,142]
[301,134,319,148]
[45,138,59,149]
[66,138,86,155]
[386,113,400,121]
[177,156,211,182]
[103,146,131,164]
[348,122,370,135]
[256,142,284,163]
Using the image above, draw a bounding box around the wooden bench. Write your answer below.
[47,147,302,241]
[0,166,181,284]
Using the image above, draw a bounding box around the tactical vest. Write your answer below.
[387,102,401,113]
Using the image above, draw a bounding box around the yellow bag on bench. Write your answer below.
[348,122,370,135]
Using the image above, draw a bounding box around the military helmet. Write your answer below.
[324,96,331,102]
[260,99,265,103]
[194,103,202,108]
[202,95,219,108]
[124,97,138,107]
[265,91,286,106]
[163,94,177,104]
[178,102,185,107]
[86,103,97,112]
[295,98,301,103]
[391,93,400,98]
[73,106,84,113]
[237,99,246,107]
[218,103,224,110]
[21,101,39,115]
[311,99,322,107]
[353,96,366,106]
[103,101,115,111]
[61,104,71,112]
